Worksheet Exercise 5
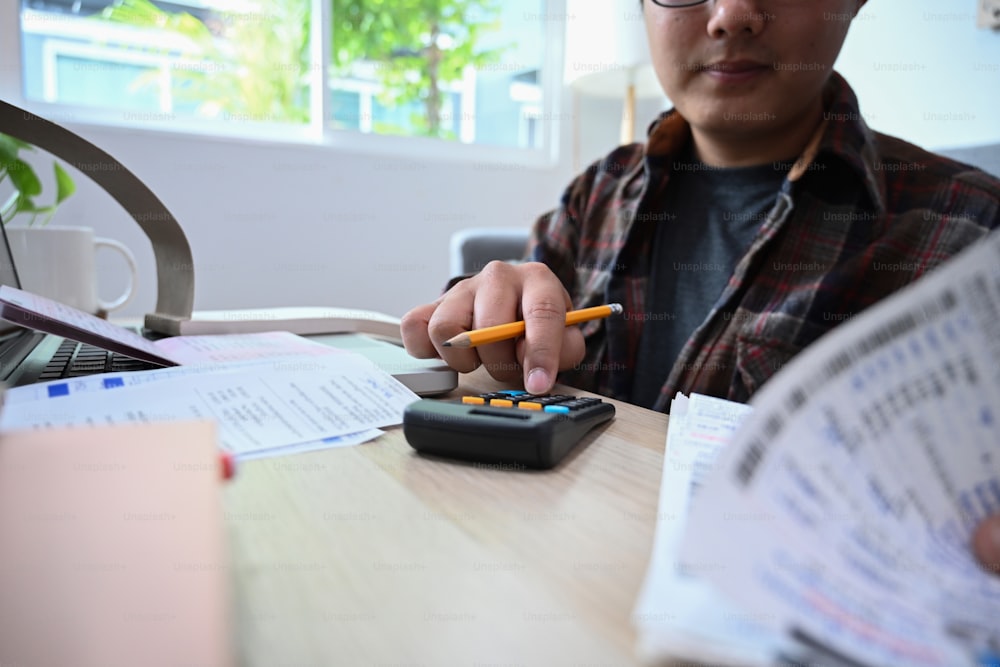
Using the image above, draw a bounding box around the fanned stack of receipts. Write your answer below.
[635,230,1000,667]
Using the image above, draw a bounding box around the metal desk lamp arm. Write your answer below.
[0,99,194,331]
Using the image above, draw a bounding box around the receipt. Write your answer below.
[632,393,794,667]
[681,231,1000,667]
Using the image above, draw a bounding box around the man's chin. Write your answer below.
[677,93,780,130]
[694,111,782,137]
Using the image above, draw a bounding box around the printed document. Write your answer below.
[673,231,1000,666]
[0,354,418,458]
[0,286,418,459]
[632,392,795,666]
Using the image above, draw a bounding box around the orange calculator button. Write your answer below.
[461,396,486,405]
[489,399,514,408]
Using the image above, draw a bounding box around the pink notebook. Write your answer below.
[0,420,232,667]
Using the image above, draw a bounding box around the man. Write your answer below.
[402,1,1000,564]
[403,0,999,407]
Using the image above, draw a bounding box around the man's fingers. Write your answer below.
[402,284,480,373]
[472,263,524,382]
[972,514,1000,576]
[558,326,587,372]
[402,261,575,390]
[519,266,574,394]
[400,301,441,359]
[514,326,586,393]
[477,340,522,383]
[426,292,482,373]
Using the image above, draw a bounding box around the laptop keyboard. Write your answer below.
[38,339,162,381]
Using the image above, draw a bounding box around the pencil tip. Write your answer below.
[442,341,452,347]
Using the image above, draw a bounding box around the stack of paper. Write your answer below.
[632,393,794,666]
[1,350,418,460]
[0,287,421,460]
[636,231,1000,666]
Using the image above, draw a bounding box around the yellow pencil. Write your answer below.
[442,303,623,349]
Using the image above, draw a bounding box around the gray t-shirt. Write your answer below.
[630,158,790,409]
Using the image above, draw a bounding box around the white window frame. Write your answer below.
[40,40,175,110]
[519,105,543,150]
[3,0,568,168]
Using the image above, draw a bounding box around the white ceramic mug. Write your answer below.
[5,225,138,314]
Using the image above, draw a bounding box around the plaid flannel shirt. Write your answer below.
[529,72,1000,410]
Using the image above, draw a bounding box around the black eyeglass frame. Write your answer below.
[648,0,710,7]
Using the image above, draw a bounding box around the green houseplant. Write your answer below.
[0,132,76,226]
[0,132,139,315]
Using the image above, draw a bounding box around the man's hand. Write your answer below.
[401,261,586,395]
[973,514,1000,576]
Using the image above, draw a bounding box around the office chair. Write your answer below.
[449,227,531,278]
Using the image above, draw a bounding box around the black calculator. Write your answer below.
[402,390,615,469]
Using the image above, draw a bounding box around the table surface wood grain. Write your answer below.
[223,367,670,666]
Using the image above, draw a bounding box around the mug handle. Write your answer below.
[94,237,139,312]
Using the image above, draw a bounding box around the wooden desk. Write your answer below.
[223,368,668,666]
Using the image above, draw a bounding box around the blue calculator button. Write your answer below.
[543,405,570,414]
[498,390,528,396]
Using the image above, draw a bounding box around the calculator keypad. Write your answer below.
[461,390,604,414]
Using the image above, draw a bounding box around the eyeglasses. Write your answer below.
[649,0,710,7]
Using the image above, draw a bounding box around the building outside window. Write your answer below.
[18,0,556,154]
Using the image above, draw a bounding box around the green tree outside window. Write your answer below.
[98,0,311,124]
[97,0,510,139]
[331,0,507,138]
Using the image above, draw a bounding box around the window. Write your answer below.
[17,0,563,159]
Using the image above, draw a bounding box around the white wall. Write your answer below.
[836,0,1000,151]
[46,123,576,321]
[579,0,1000,171]
[4,0,998,323]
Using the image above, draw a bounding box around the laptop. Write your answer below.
[0,216,457,395]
